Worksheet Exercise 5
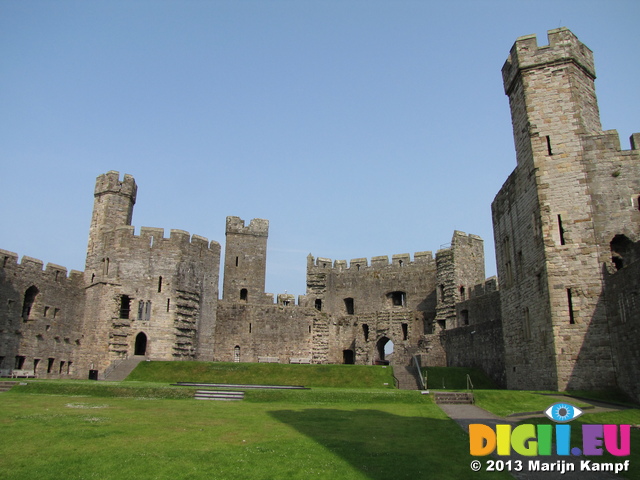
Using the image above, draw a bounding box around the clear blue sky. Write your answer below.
[1,1,638,298]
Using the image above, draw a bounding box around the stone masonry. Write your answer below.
[0,28,637,401]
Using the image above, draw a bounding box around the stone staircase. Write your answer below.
[434,391,475,404]
[194,390,245,401]
[0,381,17,392]
[103,355,147,381]
[393,365,423,390]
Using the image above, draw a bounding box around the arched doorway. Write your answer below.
[375,336,394,365]
[134,332,148,356]
[234,345,241,363]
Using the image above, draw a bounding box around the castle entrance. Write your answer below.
[134,332,148,356]
[376,337,394,365]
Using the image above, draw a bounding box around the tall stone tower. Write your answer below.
[493,28,616,391]
[85,170,137,279]
[222,216,269,303]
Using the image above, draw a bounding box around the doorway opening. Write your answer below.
[134,332,148,356]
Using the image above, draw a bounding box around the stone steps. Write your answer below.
[0,381,18,392]
[194,390,244,401]
[103,355,147,381]
[394,366,422,390]
[434,391,475,404]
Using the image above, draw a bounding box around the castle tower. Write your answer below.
[85,171,137,277]
[222,216,269,303]
[493,28,616,391]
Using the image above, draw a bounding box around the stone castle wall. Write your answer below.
[0,250,85,377]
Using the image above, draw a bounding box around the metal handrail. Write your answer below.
[412,355,426,390]
[466,374,474,392]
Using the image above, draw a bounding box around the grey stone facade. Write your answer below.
[0,28,637,401]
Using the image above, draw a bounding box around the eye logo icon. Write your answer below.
[544,403,583,423]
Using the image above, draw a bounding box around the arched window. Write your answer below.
[22,286,39,319]
[234,346,240,363]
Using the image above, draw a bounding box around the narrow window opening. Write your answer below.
[240,288,248,301]
[102,258,109,275]
[55,270,60,281]
[567,289,575,324]
[558,215,566,245]
[144,301,151,321]
[402,323,408,340]
[314,299,322,311]
[44,306,49,317]
[249,323,252,334]
[59,361,66,374]
[546,136,553,155]
[119,295,131,319]
[235,256,239,267]
[22,285,39,320]
[91,273,95,283]
[308,325,311,334]
[637,195,640,212]
[2,256,8,268]
[47,358,54,374]
[344,298,354,315]
[53,308,59,319]
[459,286,466,301]
[398,259,404,267]
[158,276,163,293]
[166,298,170,312]
[67,361,72,375]
[363,324,369,341]
[33,359,40,373]
[438,284,445,302]
[523,307,531,340]
[138,300,144,320]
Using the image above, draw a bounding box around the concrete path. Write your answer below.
[438,396,628,480]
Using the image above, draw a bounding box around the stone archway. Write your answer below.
[134,332,148,356]
[375,336,394,365]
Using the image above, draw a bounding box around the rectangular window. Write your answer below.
[119,295,131,319]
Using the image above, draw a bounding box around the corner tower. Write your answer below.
[493,28,616,391]
[222,217,269,303]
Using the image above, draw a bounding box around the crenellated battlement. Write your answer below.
[0,248,83,281]
[225,216,269,237]
[502,27,595,95]
[106,225,220,251]
[94,170,138,202]
[308,250,434,272]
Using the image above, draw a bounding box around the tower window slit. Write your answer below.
[557,215,566,245]
[546,136,553,155]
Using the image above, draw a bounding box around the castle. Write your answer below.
[1,28,638,401]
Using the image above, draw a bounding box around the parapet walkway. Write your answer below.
[437,394,628,480]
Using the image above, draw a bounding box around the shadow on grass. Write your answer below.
[269,408,500,480]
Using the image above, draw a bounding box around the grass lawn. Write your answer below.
[126,361,396,389]
[0,383,512,480]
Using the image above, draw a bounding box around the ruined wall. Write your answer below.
[214,301,316,363]
[0,250,85,378]
[305,251,437,318]
[435,231,486,330]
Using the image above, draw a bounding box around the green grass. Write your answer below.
[473,390,592,417]
[423,366,498,390]
[0,386,511,480]
[127,361,396,388]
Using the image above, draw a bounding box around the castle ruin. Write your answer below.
[1,28,638,401]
